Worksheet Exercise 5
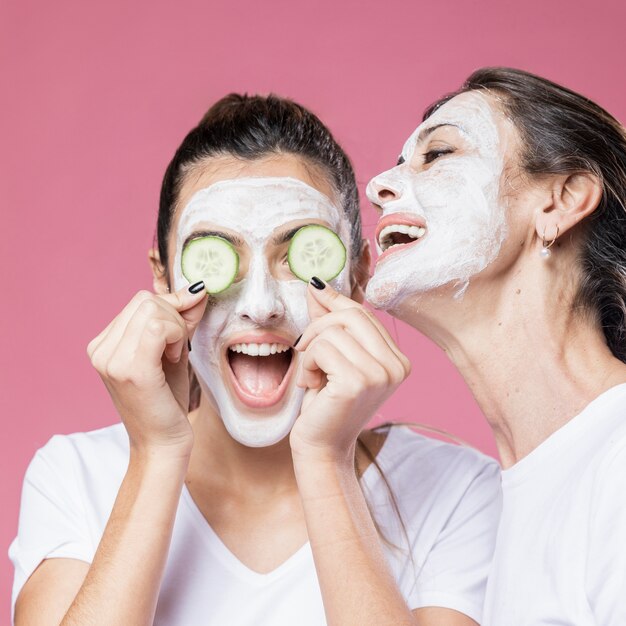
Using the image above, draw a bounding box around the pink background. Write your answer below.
[3,0,626,619]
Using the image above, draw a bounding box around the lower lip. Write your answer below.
[224,350,297,409]
[376,237,424,264]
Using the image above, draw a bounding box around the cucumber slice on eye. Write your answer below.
[287,225,347,282]
[181,236,239,294]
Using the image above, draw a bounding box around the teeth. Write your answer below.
[229,342,291,356]
[378,223,427,251]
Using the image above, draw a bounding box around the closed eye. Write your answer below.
[423,148,455,165]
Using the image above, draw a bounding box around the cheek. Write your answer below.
[414,159,503,220]
[278,281,309,331]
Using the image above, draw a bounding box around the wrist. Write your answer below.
[129,441,193,471]
[291,440,356,474]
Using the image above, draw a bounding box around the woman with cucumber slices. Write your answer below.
[367,67,626,625]
[10,94,501,626]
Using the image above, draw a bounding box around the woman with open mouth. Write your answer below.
[367,67,626,624]
[10,94,501,625]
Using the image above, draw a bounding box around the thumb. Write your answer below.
[158,281,209,337]
[306,276,359,321]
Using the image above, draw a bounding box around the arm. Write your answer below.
[293,454,477,626]
[14,284,208,626]
[16,452,189,626]
[291,279,478,626]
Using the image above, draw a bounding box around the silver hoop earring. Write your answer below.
[540,225,560,259]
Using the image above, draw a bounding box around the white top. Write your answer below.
[10,424,502,625]
[483,383,626,625]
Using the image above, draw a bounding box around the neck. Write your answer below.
[187,393,298,501]
[399,255,626,468]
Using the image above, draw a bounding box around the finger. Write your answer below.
[295,309,408,381]
[89,284,206,362]
[91,296,187,368]
[302,279,410,375]
[112,309,187,374]
[298,327,390,391]
[154,282,209,339]
[87,289,156,359]
[305,277,360,321]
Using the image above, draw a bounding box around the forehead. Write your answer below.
[176,176,344,239]
[402,91,506,157]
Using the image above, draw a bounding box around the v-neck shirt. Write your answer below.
[10,423,501,624]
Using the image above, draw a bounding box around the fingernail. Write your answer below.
[187,339,192,352]
[189,281,205,294]
[310,276,325,290]
[293,334,302,348]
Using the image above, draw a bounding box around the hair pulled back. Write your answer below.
[156,93,361,284]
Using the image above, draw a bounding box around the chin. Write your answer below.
[217,385,306,448]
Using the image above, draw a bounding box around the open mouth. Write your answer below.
[375,214,428,262]
[226,337,296,409]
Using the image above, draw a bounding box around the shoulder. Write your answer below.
[375,425,499,487]
[26,423,129,484]
[364,425,501,519]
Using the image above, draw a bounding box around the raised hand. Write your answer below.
[290,278,410,463]
[87,283,208,456]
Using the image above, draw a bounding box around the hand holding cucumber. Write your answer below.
[86,284,208,457]
[290,279,411,463]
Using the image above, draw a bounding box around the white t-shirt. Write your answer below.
[10,424,501,625]
[483,383,626,625]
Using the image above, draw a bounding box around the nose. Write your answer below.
[234,257,285,325]
[366,173,404,208]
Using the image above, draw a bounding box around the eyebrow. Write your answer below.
[271,226,309,246]
[396,123,462,166]
[183,230,244,249]
[416,122,462,144]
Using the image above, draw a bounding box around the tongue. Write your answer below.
[229,352,291,396]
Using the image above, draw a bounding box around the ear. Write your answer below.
[535,173,602,245]
[148,247,170,295]
[350,239,372,304]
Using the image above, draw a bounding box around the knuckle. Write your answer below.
[370,364,390,387]
[138,298,160,316]
[105,360,129,383]
[350,371,369,394]
[146,319,164,335]
[86,338,97,359]
[134,289,152,303]
[402,356,412,377]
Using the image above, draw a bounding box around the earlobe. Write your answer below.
[535,173,602,247]
[148,247,170,295]
[350,239,372,303]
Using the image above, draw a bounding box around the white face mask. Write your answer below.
[365,92,509,311]
[172,177,352,447]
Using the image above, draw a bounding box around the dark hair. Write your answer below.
[157,93,361,286]
[156,93,362,409]
[424,67,626,363]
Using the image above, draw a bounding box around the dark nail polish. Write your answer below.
[293,334,302,348]
[189,281,205,294]
[187,339,192,352]
[310,276,325,290]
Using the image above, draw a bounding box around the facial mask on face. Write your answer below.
[365,92,510,312]
[172,177,352,447]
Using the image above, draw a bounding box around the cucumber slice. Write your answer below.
[181,236,239,294]
[288,225,346,282]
